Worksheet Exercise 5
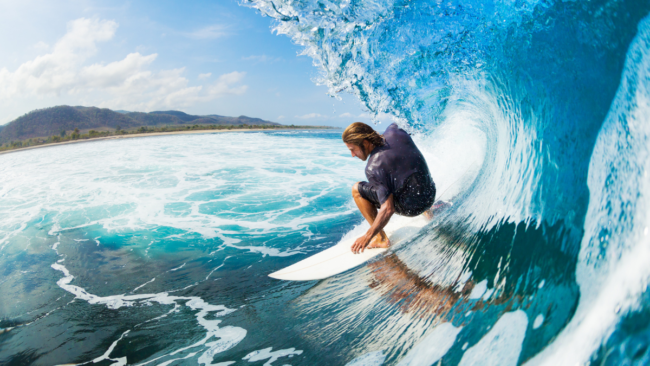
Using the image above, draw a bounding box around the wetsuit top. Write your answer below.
[365,123,431,205]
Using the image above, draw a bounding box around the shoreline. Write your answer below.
[0,127,337,156]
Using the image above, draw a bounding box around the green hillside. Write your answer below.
[0,106,280,143]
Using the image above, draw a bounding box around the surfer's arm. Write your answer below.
[352,194,395,254]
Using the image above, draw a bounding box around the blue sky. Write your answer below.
[0,0,378,127]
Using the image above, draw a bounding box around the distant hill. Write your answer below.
[0,106,281,143]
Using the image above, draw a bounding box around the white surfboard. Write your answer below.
[269,214,432,281]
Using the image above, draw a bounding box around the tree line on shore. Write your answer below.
[0,105,289,145]
[0,124,328,152]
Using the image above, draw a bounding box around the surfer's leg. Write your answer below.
[352,182,389,247]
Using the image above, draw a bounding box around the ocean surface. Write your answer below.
[3,0,650,365]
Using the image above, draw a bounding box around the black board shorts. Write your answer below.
[358,171,436,217]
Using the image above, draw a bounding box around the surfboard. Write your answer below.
[268,202,452,281]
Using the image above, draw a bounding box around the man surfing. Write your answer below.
[343,122,436,254]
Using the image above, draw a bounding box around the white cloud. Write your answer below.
[0,18,118,97]
[185,25,229,40]
[80,52,158,90]
[198,72,212,80]
[98,71,247,112]
[338,112,353,118]
[208,72,248,97]
[277,115,285,120]
[0,18,247,112]
[295,113,327,119]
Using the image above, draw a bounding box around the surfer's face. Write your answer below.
[345,141,372,161]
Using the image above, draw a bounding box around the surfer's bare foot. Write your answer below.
[367,233,390,249]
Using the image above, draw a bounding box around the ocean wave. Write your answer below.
[243,0,650,364]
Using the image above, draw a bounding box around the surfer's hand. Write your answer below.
[351,234,371,254]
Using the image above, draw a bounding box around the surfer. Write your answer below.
[343,122,436,254]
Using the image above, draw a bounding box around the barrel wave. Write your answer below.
[2,0,650,365]
[242,0,650,364]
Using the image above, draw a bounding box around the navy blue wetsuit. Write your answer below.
[357,123,436,217]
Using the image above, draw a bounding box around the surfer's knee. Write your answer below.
[352,182,360,197]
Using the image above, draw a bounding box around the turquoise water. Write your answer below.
[0,131,371,365]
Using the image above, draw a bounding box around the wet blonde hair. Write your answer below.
[342,122,385,147]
